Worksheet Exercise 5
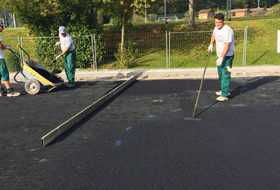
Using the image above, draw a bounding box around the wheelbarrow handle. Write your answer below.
[9,49,19,57]
[17,45,30,60]
[56,45,59,69]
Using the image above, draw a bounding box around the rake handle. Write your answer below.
[191,50,211,118]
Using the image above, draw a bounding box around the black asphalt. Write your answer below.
[1,76,280,189]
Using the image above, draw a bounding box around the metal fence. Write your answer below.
[96,32,167,69]
[0,9,24,28]
[3,28,247,70]
[167,27,247,68]
[15,35,96,70]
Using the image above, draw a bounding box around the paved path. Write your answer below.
[1,75,280,189]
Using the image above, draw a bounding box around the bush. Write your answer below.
[114,40,138,68]
[272,3,280,14]
[184,11,189,19]
[5,51,21,72]
[148,14,158,22]
[35,35,102,70]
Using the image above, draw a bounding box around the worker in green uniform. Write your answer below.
[208,13,234,102]
[0,20,20,97]
[55,26,76,88]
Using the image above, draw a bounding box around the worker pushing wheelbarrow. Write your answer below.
[11,45,64,95]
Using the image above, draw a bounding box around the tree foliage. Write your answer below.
[271,2,280,12]
[98,0,147,53]
[2,0,104,69]
[194,0,278,10]
[4,0,102,36]
[231,0,249,9]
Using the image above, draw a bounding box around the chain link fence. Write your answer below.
[3,28,247,71]
[167,28,247,68]
[19,35,95,71]
[96,32,167,69]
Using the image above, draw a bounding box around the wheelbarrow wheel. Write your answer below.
[25,79,41,95]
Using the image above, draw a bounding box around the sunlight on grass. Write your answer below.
[1,18,280,71]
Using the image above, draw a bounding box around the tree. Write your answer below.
[3,0,102,36]
[2,0,103,69]
[231,0,248,9]
[99,0,138,53]
[271,2,280,12]
[189,0,195,29]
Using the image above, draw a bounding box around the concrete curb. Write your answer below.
[9,66,280,82]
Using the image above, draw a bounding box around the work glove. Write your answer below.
[216,57,223,66]
[208,44,213,52]
[55,42,61,46]
[5,45,11,50]
[56,55,61,60]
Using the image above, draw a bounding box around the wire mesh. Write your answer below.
[168,29,245,68]
[20,35,94,71]
[3,29,247,70]
[96,32,167,69]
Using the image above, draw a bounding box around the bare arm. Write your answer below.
[210,34,215,45]
[60,47,69,56]
[220,42,230,58]
[0,41,7,50]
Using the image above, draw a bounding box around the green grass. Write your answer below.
[1,27,40,69]
[102,18,280,69]
[1,27,29,38]
[2,18,280,71]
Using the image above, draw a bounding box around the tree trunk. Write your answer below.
[189,0,195,30]
[121,12,126,54]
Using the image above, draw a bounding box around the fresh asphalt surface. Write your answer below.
[1,76,280,189]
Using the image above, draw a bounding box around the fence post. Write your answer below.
[20,37,24,61]
[94,34,97,70]
[91,34,95,69]
[166,31,168,68]
[242,26,248,66]
[169,31,170,68]
[17,36,22,62]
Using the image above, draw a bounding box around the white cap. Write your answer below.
[59,26,66,33]
[0,20,7,27]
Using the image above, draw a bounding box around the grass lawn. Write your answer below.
[103,17,280,69]
[1,17,280,70]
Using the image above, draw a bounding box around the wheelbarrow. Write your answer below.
[11,46,64,95]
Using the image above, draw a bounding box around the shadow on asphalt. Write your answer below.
[229,76,280,99]
[195,101,218,118]
[43,76,280,146]
[48,80,139,146]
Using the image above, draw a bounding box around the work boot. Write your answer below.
[6,88,20,97]
[0,87,6,97]
[216,91,230,96]
[65,83,75,88]
[216,96,228,102]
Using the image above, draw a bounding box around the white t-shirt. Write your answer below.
[0,35,4,59]
[59,33,75,52]
[213,24,234,57]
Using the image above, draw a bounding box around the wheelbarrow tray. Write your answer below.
[22,60,64,91]
[22,60,64,86]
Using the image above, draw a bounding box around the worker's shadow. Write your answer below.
[52,82,85,92]
[229,76,279,99]
[194,76,280,118]
[249,51,269,65]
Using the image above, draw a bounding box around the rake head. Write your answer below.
[183,117,202,121]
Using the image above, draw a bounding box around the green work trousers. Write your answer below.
[64,50,76,84]
[0,59,10,81]
[217,55,234,97]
